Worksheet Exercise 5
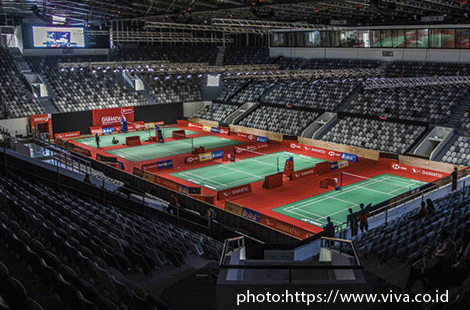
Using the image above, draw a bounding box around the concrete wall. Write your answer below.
[0,117,29,136]
[270,47,470,63]
[183,101,208,118]
[201,77,225,101]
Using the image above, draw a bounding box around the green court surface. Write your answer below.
[106,135,240,162]
[273,174,426,228]
[73,127,198,148]
[171,151,325,191]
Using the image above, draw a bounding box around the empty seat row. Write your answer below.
[322,117,426,154]
[384,61,470,77]
[193,103,238,122]
[262,79,357,111]
[237,105,318,136]
[0,48,45,118]
[347,84,469,124]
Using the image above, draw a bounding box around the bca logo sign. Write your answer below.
[328,151,336,157]
[248,135,254,140]
[392,164,407,171]
[412,168,421,174]
[290,143,300,149]
[186,157,195,163]
[188,123,195,127]
[220,129,228,134]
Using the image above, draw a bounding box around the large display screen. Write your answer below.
[32,26,85,48]
[207,75,220,87]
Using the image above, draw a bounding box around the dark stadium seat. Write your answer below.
[0,172,223,309]
[237,105,319,136]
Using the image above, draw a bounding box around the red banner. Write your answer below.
[188,122,203,130]
[235,143,268,154]
[219,127,230,135]
[389,162,447,180]
[291,166,317,180]
[263,172,283,189]
[92,107,134,126]
[141,162,159,171]
[237,132,257,141]
[289,142,342,159]
[177,120,189,126]
[54,131,80,139]
[89,126,103,135]
[185,155,200,164]
[217,183,252,200]
[133,167,144,177]
[31,114,53,138]
[193,195,216,205]
[133,168,180,191]
[154,175,180,191]
[260,216,316,240]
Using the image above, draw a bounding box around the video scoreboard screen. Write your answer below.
[32,26,85,48]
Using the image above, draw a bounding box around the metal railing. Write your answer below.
[335,168,470,239]
[219,236,363,276]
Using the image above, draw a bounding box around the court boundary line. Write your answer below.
[172,151,325,191]
[278,174,426,226]
[107,135,239,162]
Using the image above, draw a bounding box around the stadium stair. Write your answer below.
[226,80,253,102]
[443,92,470,128]
[335,88,359,112]
[378,61,389,74]
[433,134,459,162]
[404,127,430,155]
[118,73,158,105]
[270,55,283,65]
[8,48,60,114]
[38,97,59,114]
[136,79,158,105]
[8,48,32,74]
[215,46,225,66]
[314,119,340,140]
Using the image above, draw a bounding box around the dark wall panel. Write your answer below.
[52,110,92,135]
[134,103,183,124]
[201,77,225,101]
[52,103,183,135]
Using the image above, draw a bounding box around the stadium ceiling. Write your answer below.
[1,0,470,27]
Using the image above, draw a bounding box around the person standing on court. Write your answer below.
[358,203,369,233]
[347,208,358,237]
[451,167,458,192]
[95,132,100,148]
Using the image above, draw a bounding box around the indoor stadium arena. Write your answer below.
[1,0,470,309]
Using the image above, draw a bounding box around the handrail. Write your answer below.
[219,236,363,270]
[219,236,245,266]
